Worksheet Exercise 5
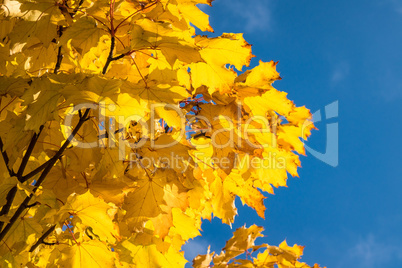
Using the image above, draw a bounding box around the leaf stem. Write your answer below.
[110,0,115,36]
[65,221,78,245]
[0,109,91,243]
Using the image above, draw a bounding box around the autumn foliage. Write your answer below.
[0,0,323,267]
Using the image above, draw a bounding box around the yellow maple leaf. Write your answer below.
[123,169,188,224]
[58,191,119,243]
[170,207,201,240]
[57,240,116,267]
[60,16,108,56]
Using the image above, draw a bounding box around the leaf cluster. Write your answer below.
[0,0,322,267]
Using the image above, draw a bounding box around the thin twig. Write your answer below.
[29,225,56,252]
[54,0,85,74]
[0,109,91,242]
[111,53,126,61]
[65,221,78,244]
[114,0,159,31]
[54,45,63,74]
[25,202,40,209]
[72,0,84,15]
[130,54,147,87]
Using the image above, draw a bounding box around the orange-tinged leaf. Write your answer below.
[192,246,214,268]
[225,173,266,218]
[243,60,281,88]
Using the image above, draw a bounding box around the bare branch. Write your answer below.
[0,186,17,232]
[16,125,44,181]
[29,225,56,252]
[0,109,91,242]
[102,36,116,75]
[0,138,15,177]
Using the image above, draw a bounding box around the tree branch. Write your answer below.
[29,225,56,252]
[16,125,44,181]
[102,36,116,75]
[0,109,91,242]
[54,25,65,74]
[0,126,44,231]
[0,186,17,232]
[54,46,63,74]
[21,160,49,183]
[54,0,85,74]
[0,138,15,177]
[114,0,159,31]
[111,53,126,61]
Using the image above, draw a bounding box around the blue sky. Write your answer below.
[183,0,402,267]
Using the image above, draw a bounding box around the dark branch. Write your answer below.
[42,241,57,246]
[54,26,64,74]
[0,186,17,232]
[16,125,44,181]
[29,225,56,252]
[0,126,45,230]
[21,160,50,183]
[0,109,91,242]
[97,127,124,139]
[25,202,40,209]
[111,53,126,61]
[54,46,63,74]
[102,36,116,75]
[72,0,85,15]
[0,137,15,176]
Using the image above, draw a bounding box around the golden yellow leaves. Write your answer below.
[253,240,315,268]
[175,0,214,32]
[58,191,119,243]
[60,17,108,56]
[0,0,322,267]
[116,234,187,268]
[171,208,201,241]
[123,169,189,226]
[0,219,42,257]
[191,34,253,94]
[193,225,324,268]
[57,240,115,268]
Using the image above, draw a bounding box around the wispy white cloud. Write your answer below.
[377,68,402,101]
[215,0,272,32]
[330,61,350,85]
[383,0,402,14]
[182,239,211,263]
[338,234,402,268]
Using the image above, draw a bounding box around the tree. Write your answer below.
[0,0,323,267]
